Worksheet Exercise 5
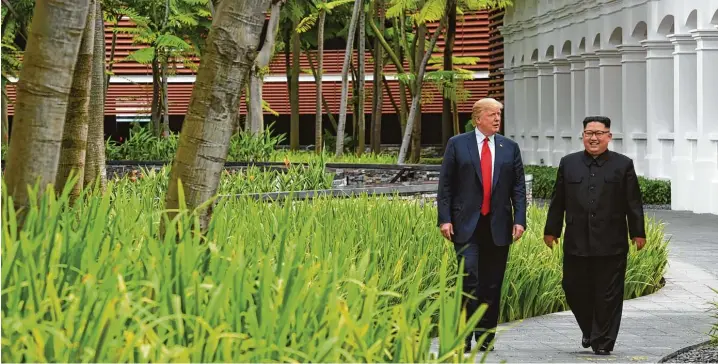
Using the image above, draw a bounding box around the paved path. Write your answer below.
[431,210,718,363]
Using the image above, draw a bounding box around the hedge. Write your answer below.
[525,165,671,205]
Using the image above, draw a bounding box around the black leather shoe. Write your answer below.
[582,336,590,348]
[479,342,494,352]
[594,349,610,355]
[464,342,472,353]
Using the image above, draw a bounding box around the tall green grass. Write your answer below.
[1,180,668,362]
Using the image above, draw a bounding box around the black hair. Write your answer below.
[582,116,611,129]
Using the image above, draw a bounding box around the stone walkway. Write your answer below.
[431,210,718,363]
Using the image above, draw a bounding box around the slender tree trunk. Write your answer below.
[85,1,107,191]
[165,0,271,231]
[57,0,96,201]
[104,27,117,102]
[334,0,362,156]
[249,0,282,134]
[356,5,366,156]
[315,6,326,153]
[161,57,170,136]
[442,4,456,150]
[306,51,337,131]
[5,0,91,216]
[370,0,384,154]
[397,21,444,164]
[394,27,408,135]
[410,23,426,163]
[290,27,300,150]
[151,55,161,136]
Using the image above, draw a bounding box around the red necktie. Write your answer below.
[481,137,492,215]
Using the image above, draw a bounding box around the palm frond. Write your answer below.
[296,13,318,34]
[156,34,192,51]
[125,47,156,64]
[415,0,445,23]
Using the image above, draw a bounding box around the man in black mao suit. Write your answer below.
[437,98,527,352]
[544,116,646,356]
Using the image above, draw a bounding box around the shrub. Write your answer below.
[525,165,671,205]
[1,175,668,362]
[710,288,718,342]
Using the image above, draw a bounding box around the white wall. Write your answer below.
[500,0,718,214]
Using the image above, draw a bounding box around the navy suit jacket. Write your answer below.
[437,131,527,245]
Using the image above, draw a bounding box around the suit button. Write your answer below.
[591,173,595,177]
[591,213,596,218]
[590,199,595,204]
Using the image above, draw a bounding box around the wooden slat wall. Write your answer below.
[6,11,492,116]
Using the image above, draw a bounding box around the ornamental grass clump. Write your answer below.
[1,176,669,362]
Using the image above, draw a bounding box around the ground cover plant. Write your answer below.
[1,175,668,362]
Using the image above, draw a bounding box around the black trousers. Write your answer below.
[562,253,628,351]
[453,214,510,345]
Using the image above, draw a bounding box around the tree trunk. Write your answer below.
[397,21,444,164]
[370,0,384,154]
[5,0,91,216]
[161,57,170,136]
[306,50,337,132]
[356,5,366,156]
[104,27,117,103]
[441,4,456,151]
[165,0,271,231]
[334,0,362,157]
[315,7,325,153]
[151,54,161,136]
[249,0,282,134]
[56,0,96,201]
[410,23,426,163]
[289,26,300,150]
[85,1,107,191]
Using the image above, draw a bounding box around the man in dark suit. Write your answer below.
[543,116,646,356]
[437,97,527,352]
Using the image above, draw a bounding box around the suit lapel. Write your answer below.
[492,135,506,193]
[466,132,483,185]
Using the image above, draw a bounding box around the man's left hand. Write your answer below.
[512,224,525,241]
[632,237,646,250]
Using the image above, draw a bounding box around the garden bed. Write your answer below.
[1,176,668,362]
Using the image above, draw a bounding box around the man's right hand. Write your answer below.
[544,235,559,248]
[440,223,454,240]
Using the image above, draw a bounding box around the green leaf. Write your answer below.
[156,34,192,51]
[125,47,156,64]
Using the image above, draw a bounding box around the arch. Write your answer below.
[685,9,697,29]
[578,37,586,53]
[510,56,515,67]
[609,27,623,46]
[561,40,572,57]
[593,33,601,49]
[711,9,718,25]
[521,55,525,65]
[656,14,675,36]
[545,45,555,59]
[531,49,539,62]
[631,21,648,41]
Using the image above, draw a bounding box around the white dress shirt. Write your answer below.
[475,129,495,177]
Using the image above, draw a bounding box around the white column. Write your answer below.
[596,49,623,153]
[551,58,571,164]
[690,29,718,214]
[568,55,586,151]
[617,44,648,176]
[535,61,554,166]
[522,64,539,165]
[502,68,516,140]
[512,66,526,151]
[582,53,600,116]
[641,40,675,179]
[668,34,698,211]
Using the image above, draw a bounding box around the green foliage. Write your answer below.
[524,165,672,205]
[227,124,286,163]
[0,179,668,362]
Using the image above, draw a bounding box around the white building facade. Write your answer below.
[500,0,718,214]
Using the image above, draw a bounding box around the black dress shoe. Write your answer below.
[582,336,590,348]
[594,349,610,355]
[479,342,494,352]
[464,341,472,353]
